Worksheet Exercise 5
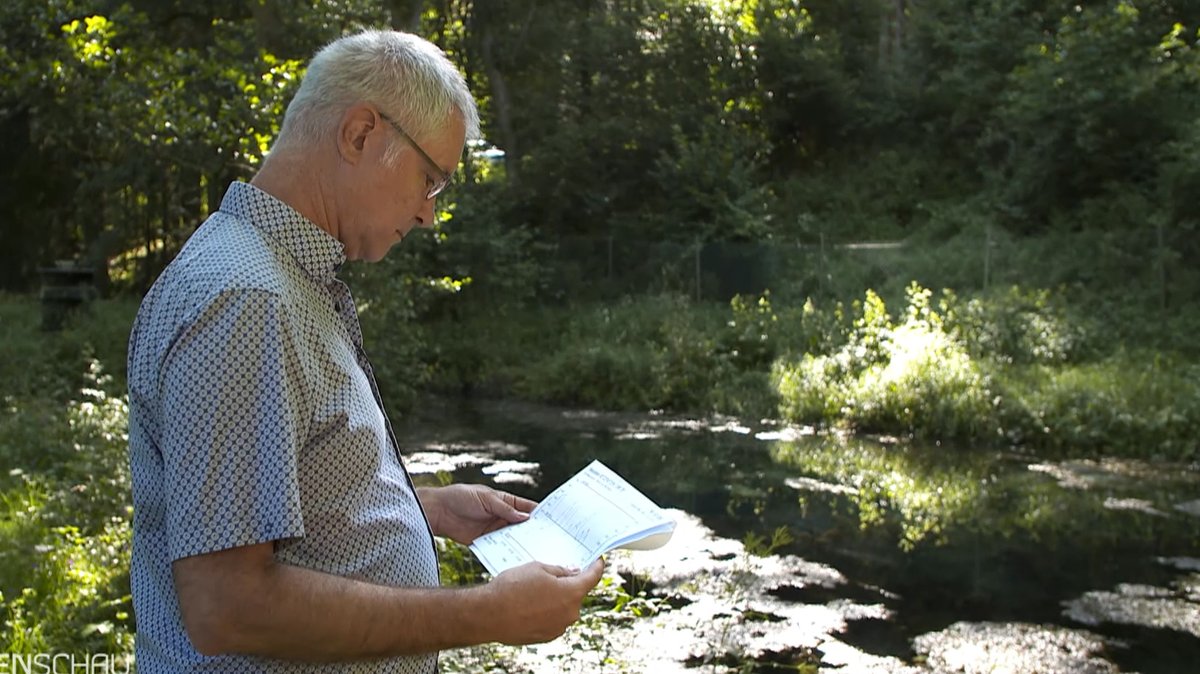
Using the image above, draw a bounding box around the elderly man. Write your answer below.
[126,29,603,673]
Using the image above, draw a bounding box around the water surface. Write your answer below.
[397,397,1200,673]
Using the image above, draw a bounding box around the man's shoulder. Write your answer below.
[130,212,314,360]
[167,210,293,295]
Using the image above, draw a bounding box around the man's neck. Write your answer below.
[250,151,341,243]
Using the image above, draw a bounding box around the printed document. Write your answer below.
[470,460,675,575]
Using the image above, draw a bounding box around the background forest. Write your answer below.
[2,0,1200,666]
[4,0,1200,300]
[5,0,1200,427]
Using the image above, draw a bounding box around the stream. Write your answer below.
[396,397,1200,673]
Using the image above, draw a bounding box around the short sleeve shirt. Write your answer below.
[126,181,439,673]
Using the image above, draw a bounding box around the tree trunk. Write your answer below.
[251,0,288,57]
[479,27,519,182]
[385,0,424,32]
[878,0,908,77]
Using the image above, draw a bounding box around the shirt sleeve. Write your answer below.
[159,288,308,561]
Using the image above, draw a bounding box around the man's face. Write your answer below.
[346,112,466,262]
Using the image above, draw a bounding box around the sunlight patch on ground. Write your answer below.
[1028,460,1117,489]
[755,425,816,441]
[407,439,529,455]
[403,451,491,474]
[617,418,709,435]
[1027,458,1199,491]
[402,441,532,475]
[1179,574,1200,603]
[785,475,860,496]
[445,511,891,672]
[1158,556,1200,572]
[613,417,810,441]
[912,622,1119,674]
[1102,497,1169,517]
[406,448,540,482]
[438,508,1166,673]
[522,512,892,671]
[614,431,661,440]
[1063,582,1200,638]
[481,460,540,486]
[707,420,753,434]
[1174,499,1200,517]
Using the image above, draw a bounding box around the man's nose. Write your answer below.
[415,197,437,229]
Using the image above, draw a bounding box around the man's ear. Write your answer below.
[336,104,378,165]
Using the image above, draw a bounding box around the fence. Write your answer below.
[548,236,903,302]
[530,226,1196,307]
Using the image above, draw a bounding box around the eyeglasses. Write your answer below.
[379,112,453,200]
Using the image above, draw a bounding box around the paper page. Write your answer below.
[470,517,592,575]
[535,460,669,552]
[470,460,672,575]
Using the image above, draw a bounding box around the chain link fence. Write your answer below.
[532,226,1196,307]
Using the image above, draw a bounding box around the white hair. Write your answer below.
[274,29,480,160]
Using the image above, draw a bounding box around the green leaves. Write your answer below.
[62,15,116,67]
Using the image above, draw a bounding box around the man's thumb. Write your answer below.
[540,563,580,578]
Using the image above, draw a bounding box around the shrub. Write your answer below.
[774,283,996,440]
[997,356,1200,459]
[940,286,1093,365]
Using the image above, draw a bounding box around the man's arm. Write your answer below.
[174,542,604,660]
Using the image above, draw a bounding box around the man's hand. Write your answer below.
[417,484,536,545]
[484,558,606,644]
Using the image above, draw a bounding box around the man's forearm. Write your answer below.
[175,537,601,661]
[176,546,494,661]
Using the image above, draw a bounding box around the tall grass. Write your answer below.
[0,296,135,660]
[422,294,784,419]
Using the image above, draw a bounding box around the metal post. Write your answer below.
[984,222,991,290]
[607,236,614,280]
[819,232,826,295]
[1158,220,1167,312]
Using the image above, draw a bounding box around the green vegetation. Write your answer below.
[6,1,1200,307]
[413,283,1199,462]
[4,0,1200,668]
[5,277,1192,661]
[5,0,1199,453]
[0,297,135,659]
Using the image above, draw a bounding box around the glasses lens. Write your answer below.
[380,112,452,200]
[428,174,451,200]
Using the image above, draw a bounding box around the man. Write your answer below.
[126,29,604,673]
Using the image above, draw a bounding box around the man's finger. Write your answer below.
[505,493,538,514]
[497,504,531,523]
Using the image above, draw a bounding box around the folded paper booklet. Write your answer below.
[470,459,676,575]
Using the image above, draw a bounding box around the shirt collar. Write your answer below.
[218,181,346,284]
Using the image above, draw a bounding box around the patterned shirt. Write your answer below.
[127,181,439,673]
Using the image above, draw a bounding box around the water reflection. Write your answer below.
[398,397,1200,673]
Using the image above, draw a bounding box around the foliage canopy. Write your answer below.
[3,0,1200,308]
